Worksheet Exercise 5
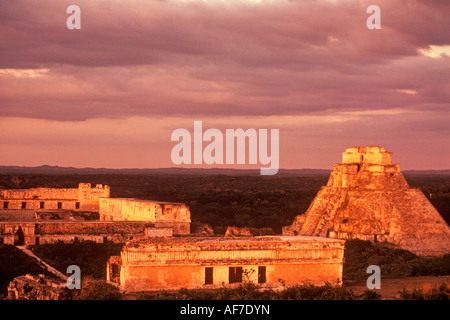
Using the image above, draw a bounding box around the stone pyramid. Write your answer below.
[283,146,450,256]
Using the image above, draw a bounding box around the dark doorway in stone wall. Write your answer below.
[229,267,243,284]
[205,267,214,285]
[14,227,25,245]
[258,266,267,284]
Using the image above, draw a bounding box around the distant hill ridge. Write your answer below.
[0,165,448,176]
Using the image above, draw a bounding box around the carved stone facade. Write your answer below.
[0,221,154,245]
[0,183,110,211]
[99,198,191,235]
[107,236,345,292]
[283,146,450,256]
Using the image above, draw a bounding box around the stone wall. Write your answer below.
[0,183,110,211]
[1,200,82,210]
[0,221,152,245]
[1,188,78,200]
[0,222,36,245]
[77,183,110,200]
[99,198,191,235]
[118,263,343,292]
[0,210,36,222]
[34,221,150,235]
[35,211,99,221]
[145,227,173,237]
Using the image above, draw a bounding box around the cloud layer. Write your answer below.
[1,0,449,169]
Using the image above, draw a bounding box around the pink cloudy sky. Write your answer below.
[1,0,449,170]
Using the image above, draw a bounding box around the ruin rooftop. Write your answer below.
[124,235,345,250]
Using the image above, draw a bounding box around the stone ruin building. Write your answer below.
[283,146,450,256]
[0,183,190,245]
[107,236,345,292]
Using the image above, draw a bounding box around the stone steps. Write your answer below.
[16,246,68,281]
[299,189,335,235]
[314,190,348,237]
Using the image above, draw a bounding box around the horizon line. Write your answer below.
[0,164,449,172]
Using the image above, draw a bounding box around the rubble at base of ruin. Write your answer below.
[6,274,66,300]
[224,226,276,237]
[283,146,450,256]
